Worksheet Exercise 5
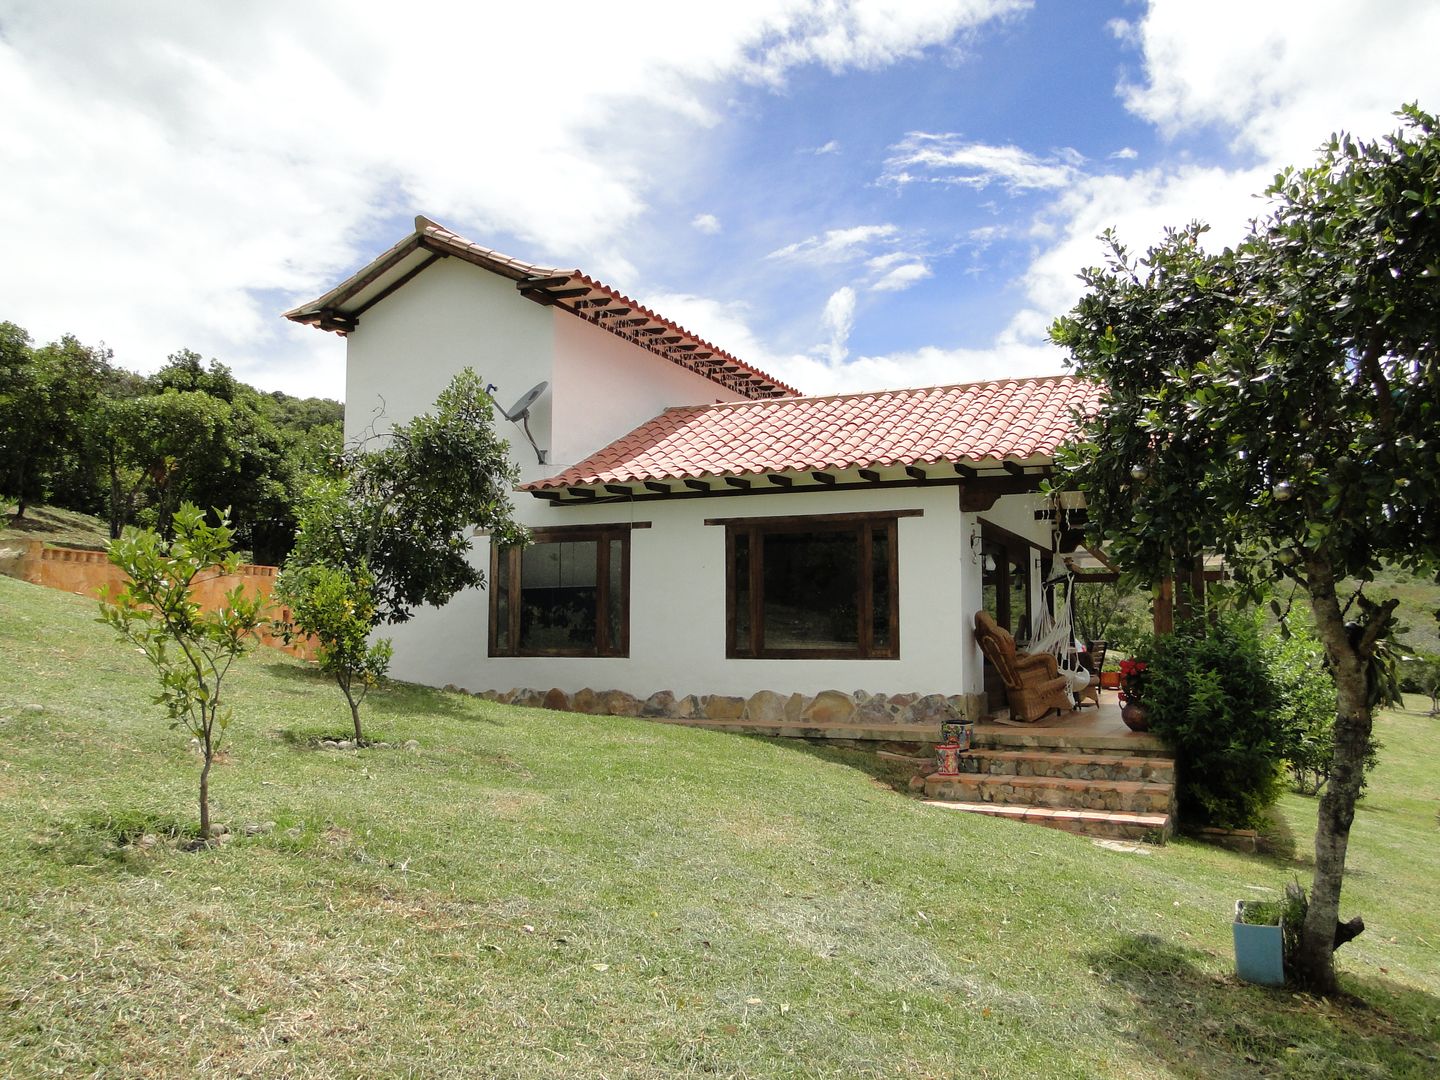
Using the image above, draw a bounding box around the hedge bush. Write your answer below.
[1141,614,1291,829]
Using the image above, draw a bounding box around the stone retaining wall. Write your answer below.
[470,685,987,736]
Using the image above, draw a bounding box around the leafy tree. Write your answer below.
[99,504,265,840]
[0,325,108,517]
[1051,106,1440,994]
[273,562,392,743]
[281,368,525,740]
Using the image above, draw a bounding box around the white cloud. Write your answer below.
[1115,0,1440,163]
[807,139,842,155]
[691,212,722,234]
[871,262,932,292]
[1108,146,1139,160]
[821,287,857,364]
[883,133,1080,191]
[0,0,1026,397]
[768,224,900,263]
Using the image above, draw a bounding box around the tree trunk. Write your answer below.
[199,748,213,842]
[1294,556,1373,994]
[340,677,363,744]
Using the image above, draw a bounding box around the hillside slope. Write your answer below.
[0,575,1437,1078]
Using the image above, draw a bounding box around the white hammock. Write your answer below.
[1028,573,1091,702]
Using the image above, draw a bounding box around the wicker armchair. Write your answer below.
[974,611,1074,723]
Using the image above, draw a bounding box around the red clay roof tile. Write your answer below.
[526,375,1098,490]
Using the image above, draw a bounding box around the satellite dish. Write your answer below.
[484,379,550,464]
[503,381,548,421]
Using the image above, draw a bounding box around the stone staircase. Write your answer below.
[923,727,1175,842]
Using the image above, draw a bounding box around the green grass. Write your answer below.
[0,502,111,551]
[1,575,1438,1078]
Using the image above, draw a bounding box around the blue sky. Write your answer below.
[2,1,1438,400]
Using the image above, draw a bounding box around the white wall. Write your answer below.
[382,483,974,700]
[550,313,745,470]
[344,258,557,485]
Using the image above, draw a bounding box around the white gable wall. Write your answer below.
[344,258,556,485]
[549,313,745,470]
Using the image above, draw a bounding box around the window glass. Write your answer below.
[726,515,904,659]
[733,532,751,654]
[606,538,624,651]
[519,539,599,653]
[871,525,891,650]
[493,547,512,656]
[760,529,860,650]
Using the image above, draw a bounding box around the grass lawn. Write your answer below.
[0,503,112,552]
[1,574,1437,1078]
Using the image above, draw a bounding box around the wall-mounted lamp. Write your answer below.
[982,554,997,573]
[969,525,983,563]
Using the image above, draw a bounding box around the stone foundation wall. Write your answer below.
[468,685,987,737]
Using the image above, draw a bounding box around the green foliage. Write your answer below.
[0,323,109,516]
[280,369,523,740]
[273,562,393,742]
[0,321,341,563]
[289,368,526,625]
[98,503,265,836]
[1265,626,1381,797]
[1141,615,1291,829]
[1400,652,1440,715]
[1050,105,1440,993]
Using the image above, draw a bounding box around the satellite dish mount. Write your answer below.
[486,380,549,464]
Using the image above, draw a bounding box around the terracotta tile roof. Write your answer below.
[526,375,1099,490]
[284,217,798,401]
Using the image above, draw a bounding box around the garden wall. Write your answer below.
[1,541,312,657]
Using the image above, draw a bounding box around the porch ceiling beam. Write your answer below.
[766,474,793,487]
[636,326,667,336]
[565,487,596,499]
[1002,461,1028,478]
[604,484,634,497]
[858,468,881,483]
[533,490,562,501]
[905,466,927,481]
[725,477,751,489]
[811,472,836,485]
[614,317,649,328]
[953,463,977,479]
[684,479,711,492]
[643,481,671,494]
[597,307,633,318]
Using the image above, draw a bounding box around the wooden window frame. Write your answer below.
[488,524,634,657]
[715,510,918,660]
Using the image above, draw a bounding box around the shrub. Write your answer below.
[1141,614,1290,829]
[1268,627,1380,796]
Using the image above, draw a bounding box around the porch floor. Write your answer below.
[977,697,1168,755]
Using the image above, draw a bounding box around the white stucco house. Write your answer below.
[285,216,1097,740]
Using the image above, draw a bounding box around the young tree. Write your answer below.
[99,504,265,840]
[1051,106,1440,994]
[280,368,525,740]
[273,562,392,742]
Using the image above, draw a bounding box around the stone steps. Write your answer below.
[962,748,1175,784]
[925,800,1171,843]
[924,772,1173,815]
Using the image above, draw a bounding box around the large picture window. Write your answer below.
[717,511,914,659]
[489,526,631,657]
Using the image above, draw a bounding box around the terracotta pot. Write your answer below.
[1100,671,1121,690]
[1120,701,1151,732]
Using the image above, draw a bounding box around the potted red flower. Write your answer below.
[1118,658,1151,731]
